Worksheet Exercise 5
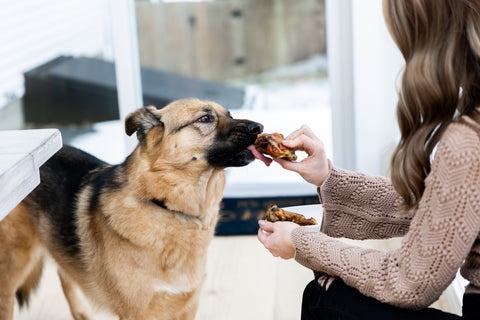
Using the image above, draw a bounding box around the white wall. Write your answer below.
[326,0,356,171]
[352,0,404,176]
[0,0,112,109]
[327,0,404,176]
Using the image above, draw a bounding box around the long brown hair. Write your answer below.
[383,0,480,213]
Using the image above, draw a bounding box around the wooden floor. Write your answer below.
[13,236,453,320]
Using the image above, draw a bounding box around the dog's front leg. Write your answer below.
[0,294,14,320]
[142,288,201,320]
[58,270,93,320]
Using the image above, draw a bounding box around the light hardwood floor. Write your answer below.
[13,236,452,320]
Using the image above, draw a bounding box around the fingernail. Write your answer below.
[258,219,266,226]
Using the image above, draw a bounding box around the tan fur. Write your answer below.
[0,99,261,320]
[0,204,43,319]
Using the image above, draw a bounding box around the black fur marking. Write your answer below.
[28,145,107,258]
[172,120,195,134]
[88,165,122,213]
[15,290,27,308]
[151,198,199,220]
[151,198,167,208]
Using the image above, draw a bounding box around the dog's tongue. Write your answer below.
[247,145,273,166]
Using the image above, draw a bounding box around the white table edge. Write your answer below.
[0,129,62,221]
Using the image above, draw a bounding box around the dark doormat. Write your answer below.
[215,195,320,235]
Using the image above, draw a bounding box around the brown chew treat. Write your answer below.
[254,133,297,161]
[266,204,317,226]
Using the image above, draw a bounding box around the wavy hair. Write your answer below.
[383,0,480,213]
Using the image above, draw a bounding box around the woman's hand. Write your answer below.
[276,125,330,187]
[257,220,298,259]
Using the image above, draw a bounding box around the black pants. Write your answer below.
[301,278,480,320]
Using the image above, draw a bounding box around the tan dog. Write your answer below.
[0,98,263,320]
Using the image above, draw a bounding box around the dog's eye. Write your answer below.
[197,114,213,123]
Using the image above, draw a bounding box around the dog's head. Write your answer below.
[125,98,263,168]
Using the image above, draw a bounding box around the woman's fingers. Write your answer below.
[257,227,269,244]
[257,220,274,243]
[283,134,319,157]
[284,127,303,141]
[276,125,330,187]
[317,274,337,291]
[275,158,303,174]
[257,225,278,257]
[285,124,317,142]
[260,220,275,233]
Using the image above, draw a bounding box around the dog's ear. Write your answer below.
[125,106,163,139]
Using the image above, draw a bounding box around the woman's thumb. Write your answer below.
[259,220,275,232]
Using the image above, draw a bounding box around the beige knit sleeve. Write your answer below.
[319,166,412,239]
[292,122,480,310]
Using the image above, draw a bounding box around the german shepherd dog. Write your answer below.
[0,98,263,320]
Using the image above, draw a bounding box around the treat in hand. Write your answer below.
[247,132,297,166]
[255,133,297,161]
[266,204,317,226]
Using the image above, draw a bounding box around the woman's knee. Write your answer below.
[301,277,357,320]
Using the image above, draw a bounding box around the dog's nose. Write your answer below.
[247,122,264,134]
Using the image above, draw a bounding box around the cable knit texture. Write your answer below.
[292,115,480,310]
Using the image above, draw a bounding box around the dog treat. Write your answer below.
[266,204,317,226]
[254,133,297,161]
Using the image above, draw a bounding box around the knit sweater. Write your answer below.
[291,115,480,310]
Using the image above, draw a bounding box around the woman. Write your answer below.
[258,1,480,319]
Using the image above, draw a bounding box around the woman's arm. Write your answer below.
[319,166,412,239]
[292,122,480,309]
[276,125,412,239]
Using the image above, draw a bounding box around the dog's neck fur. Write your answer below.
[125,149,226,227]
[150,198,194,220]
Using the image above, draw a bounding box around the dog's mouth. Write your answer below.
[238,147,257,161]
[208,145,256,168]
[207,120,264,168]
[247,145,273,166]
